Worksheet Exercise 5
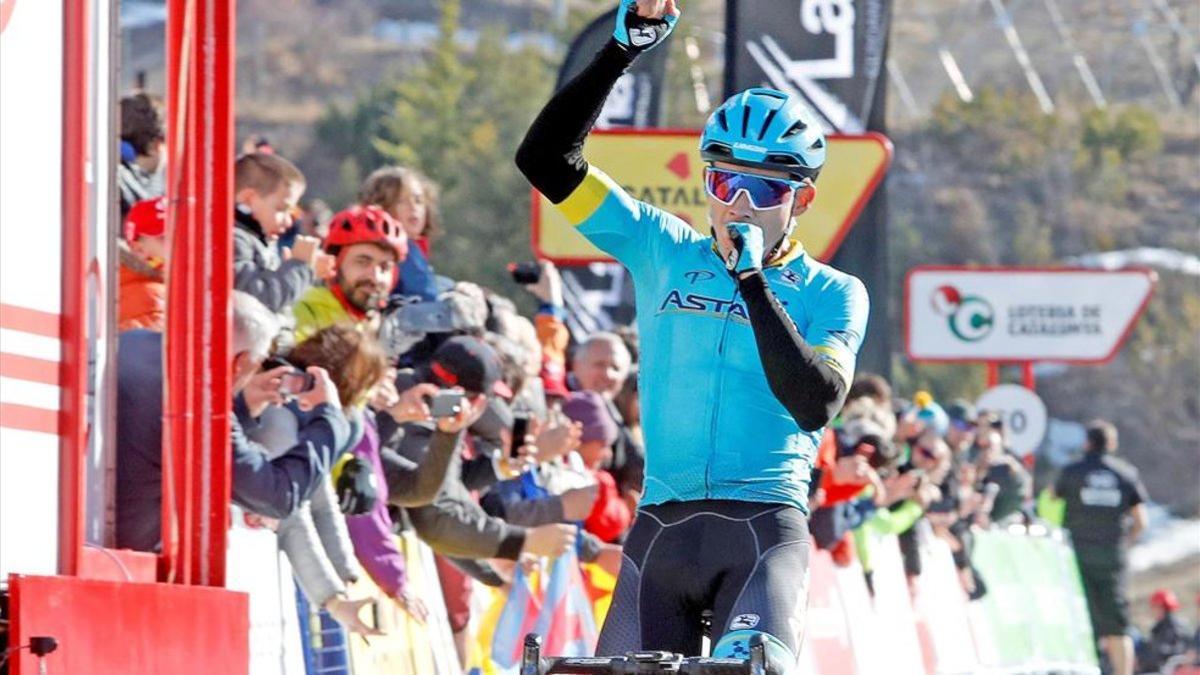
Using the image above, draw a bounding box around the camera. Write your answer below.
[508,262,542,285]
[429,390,466,418]
[835,418,897,470]
[261,356,316,397]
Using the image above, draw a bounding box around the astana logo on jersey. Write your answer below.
[658,289,751,321]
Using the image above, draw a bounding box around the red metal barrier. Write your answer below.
[8,574,249,674]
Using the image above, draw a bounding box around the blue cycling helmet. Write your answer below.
[700,88,826,182]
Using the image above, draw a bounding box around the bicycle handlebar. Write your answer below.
[521,633,767,675]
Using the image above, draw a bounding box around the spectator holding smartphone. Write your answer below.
[271,325,477,624]
[115,292,350,552]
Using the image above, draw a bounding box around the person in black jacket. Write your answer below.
[1139,590,1192,673]
[116,292,348,551]
[1051,419,1149,675]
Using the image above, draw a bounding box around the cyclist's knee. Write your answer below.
[711,629,797,675]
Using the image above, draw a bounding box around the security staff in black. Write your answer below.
[1051,419,1148,675]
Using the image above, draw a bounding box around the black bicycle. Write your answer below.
[519,633,768,675]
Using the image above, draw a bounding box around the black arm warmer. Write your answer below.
[737,272,849,432]
[515,40,635,203]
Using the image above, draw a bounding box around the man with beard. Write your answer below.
[293,205,408,341]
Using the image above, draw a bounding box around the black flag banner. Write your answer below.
[725,0,892,132]
[556,8,671,128]
[726,0,894,376]
[553,8,670,339]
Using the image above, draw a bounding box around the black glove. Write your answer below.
[612,0,679,56]
[332,454,379,516]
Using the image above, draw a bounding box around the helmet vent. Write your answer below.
[781,119,808,140]
[702,143,732,159]
[810,138,825,150]
[716,108,729,132]
[757,106,781,141]
[741,106,752,138]
[340,220,352,231]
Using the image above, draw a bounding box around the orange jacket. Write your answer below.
[119,262,166,332]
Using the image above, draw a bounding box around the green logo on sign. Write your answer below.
[932,285,995,342]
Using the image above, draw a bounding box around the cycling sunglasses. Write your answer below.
[704,167,803,210]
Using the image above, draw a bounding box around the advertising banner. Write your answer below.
[906,266,1157,362]
[532,130,891,264]
[555,7,670,129]
[970,530,1099,672]
[726,0,892,133]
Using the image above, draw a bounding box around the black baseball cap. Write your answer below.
[946,399,977,428]
[429,336,512,398]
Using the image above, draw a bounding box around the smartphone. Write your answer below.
[279,371,316,397]
[260,356,316,397]
[508,262,541,285]
[395,300,458,334]
[430,390,465,418]
[510,413,531,458]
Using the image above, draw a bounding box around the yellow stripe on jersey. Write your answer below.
[813,344,853,386]
[559,166,621,226]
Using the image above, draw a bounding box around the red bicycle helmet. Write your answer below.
[1150,589,1180,612]
[322,205,408,262]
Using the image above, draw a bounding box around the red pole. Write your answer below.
[985,362,1000,388]
[164,0,195,584]
[192,0,235,587]
[59,0,91,577]
[1022,362,1036,390]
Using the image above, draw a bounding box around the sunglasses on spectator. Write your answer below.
[704,167,803,210]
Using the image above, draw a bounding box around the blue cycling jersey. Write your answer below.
[555,166,869,514]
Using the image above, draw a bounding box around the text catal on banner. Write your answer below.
[531,129,892,264]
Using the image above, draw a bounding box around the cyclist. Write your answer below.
[515,1,868,672]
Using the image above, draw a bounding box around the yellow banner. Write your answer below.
[532,130,892,264]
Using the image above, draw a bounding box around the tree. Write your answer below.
[309,0,557,297]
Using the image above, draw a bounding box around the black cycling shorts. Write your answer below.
[596,500,810,672]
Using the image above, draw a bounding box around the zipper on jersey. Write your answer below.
[704,285,742,497]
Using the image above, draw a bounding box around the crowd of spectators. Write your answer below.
[112,91,636,661]
[805,375,1036,600]
[110,91,1185,672]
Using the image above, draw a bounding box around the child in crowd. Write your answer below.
[119,197,167,332]
[562,391,631,543]
[233,152,334,314]
[118,93,165,217]
[358,166,441,301]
